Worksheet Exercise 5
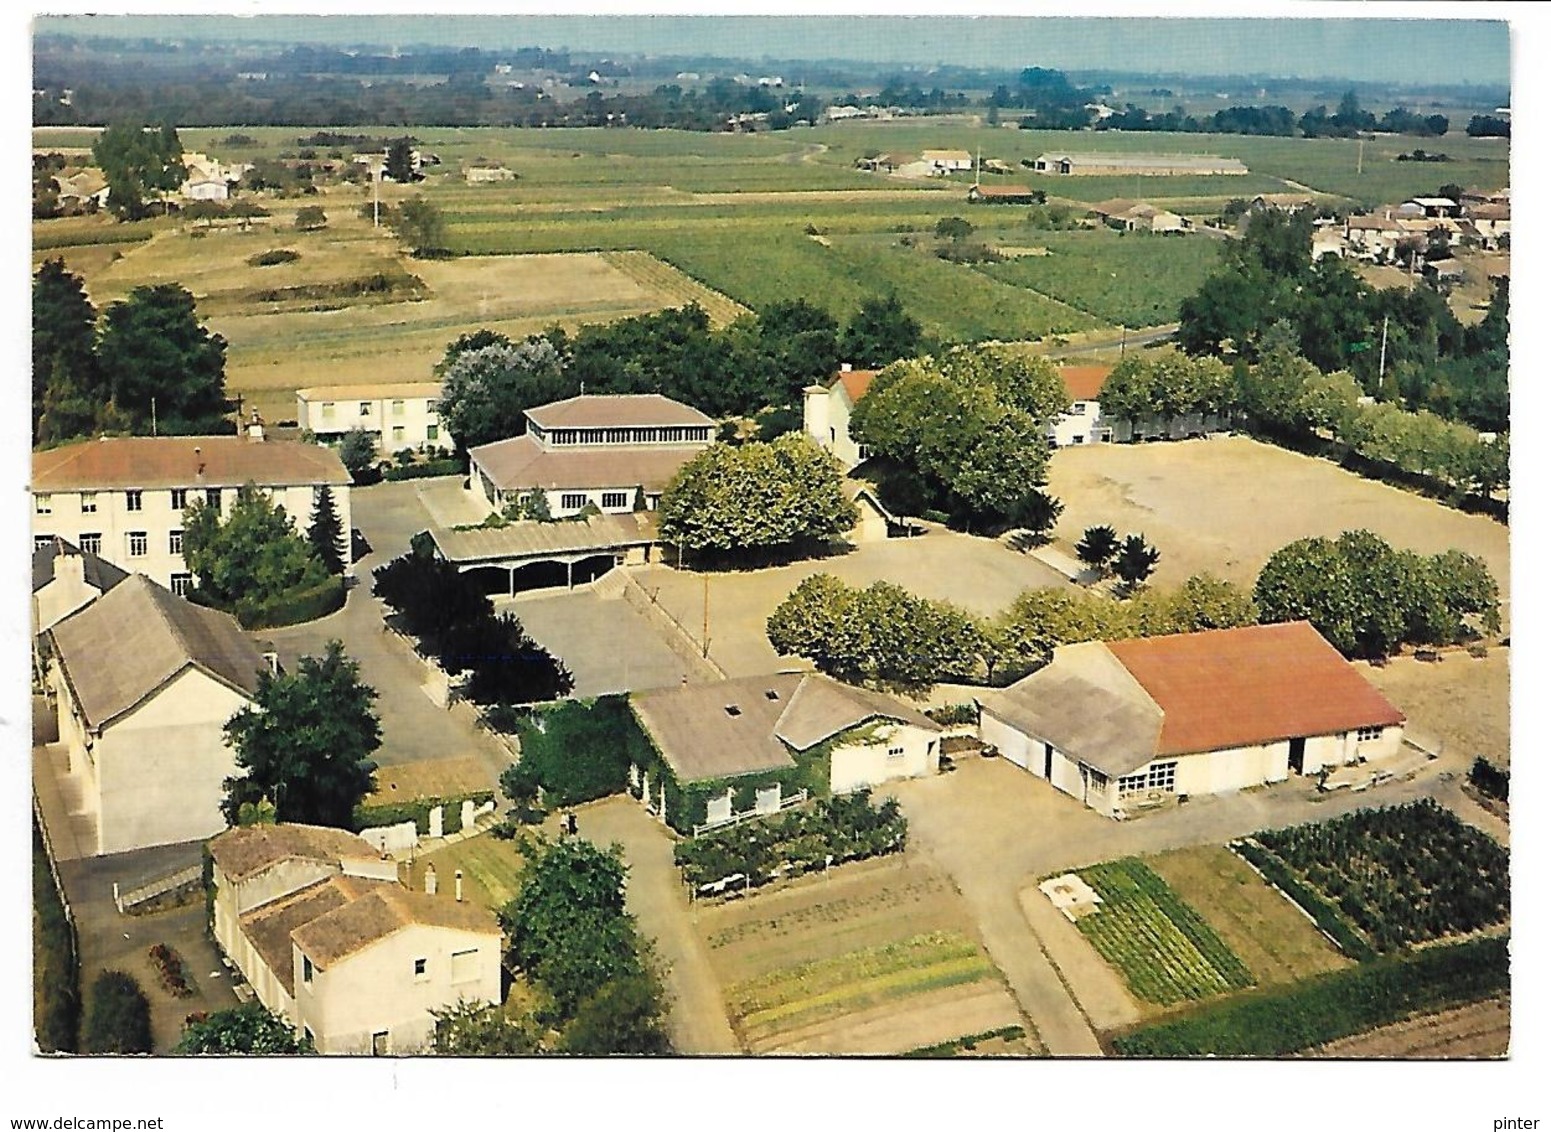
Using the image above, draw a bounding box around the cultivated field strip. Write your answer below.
[1074,858,1254,1006]
[599,250,749,325]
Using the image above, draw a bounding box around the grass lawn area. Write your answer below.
[401,833,527,913]
[978,227,1224,327]
[1146,846,1351,987]
[1073,857,1253,1006]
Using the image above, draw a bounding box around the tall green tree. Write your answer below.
[658,433,858,561]
[385,137,417,183]
[337,428,379,483]
[429,1000,541,1056]
[32,258,99,442]
[1113,534,1161,592]
[183,483,329,608]
[390,196,448,255]
[435,338,572,450]
[92,121,185,219]
[96,284,230,434]
[175,1004,311,1054]
[1075,525,1120,574]
[307,485,347,575]
[840,294,922,368]
[560,968,673,1055]
[222,640,381,828]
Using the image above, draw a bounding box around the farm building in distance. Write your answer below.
[296,381,453,455]
[922,149,973,173]
[629,672,944,834]
[467,393,714,518]
[978,621,1406,816]
[1088,199,1192,233]
[1032,152,1248,176]
[968,184,1037,204]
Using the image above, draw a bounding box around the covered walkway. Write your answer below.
[429,511,663,596]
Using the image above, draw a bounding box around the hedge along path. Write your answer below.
[1074,858,1254,1006]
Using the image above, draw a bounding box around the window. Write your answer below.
[1119,761,1177,797]
[206,488,222,509]
[413,957,428,981]
[321,402,336,419]
[80,493,97,514]
[1356,725,1384,742]
[601,491,628,510]
[79,533,102,555]
[170,573,192,597]
[450,949,480,985]
[426,423,439,441]
[125,490,143,512]
[391,399,405,416]
[170,488,187,510]
[359,401,371,417]
[391,425,405,442]
[302,956,314,984]
[34,534,54,552]
[34,494,51,515]
[886,746,906,761]
[560,493,587,511]
[371,1030,389,1057]
[169,529,183,554]
[127,531,148,557]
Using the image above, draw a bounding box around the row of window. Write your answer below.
[1118,761,1178,797]
[559,491,631,511]
[532,425,710,447]
[38,530,183,558]
[318,399,435,419]
[301,949,480,988]
[35,488,224,516]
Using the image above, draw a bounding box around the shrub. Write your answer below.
[381,456,464,481]
[247,248,301,267]
[1231,840,1376,961]
[1113,935,1509,1057]
[234,575,346,630]
[1468,756,1509,802]
[510,697,645,807]
[148,944,194,998]
[83,971,153,1054]
[925,702,978,726]
[33,823,79,1052]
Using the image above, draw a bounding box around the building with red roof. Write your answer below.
[978,621,1406,814]
[802,364,882,470]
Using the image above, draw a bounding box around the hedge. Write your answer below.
[1230,839,1377,961]
[83,970,154,1055]
[515,697,650,810]
[234,576,347,630]
[382,458,464,482]
[1112,935,1510,1057]
[352,791,495,837]
[1469,757,1509,803]
[32,822,79,1053]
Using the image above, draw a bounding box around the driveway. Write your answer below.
[888,751,1503,1053]
[573,796,739,1055]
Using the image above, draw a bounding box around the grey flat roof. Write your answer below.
[431,511,659,565]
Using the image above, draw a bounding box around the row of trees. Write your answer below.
[1253,531,1500,660]
[1176,210,1508,434]
[656,434,858,563]
[371,538,575,704]
[766,570,1260,688]
[34,262,231,444]
[1092,94,1451,139]
[433,296,923,451]
[90,121,185,219]
[849,345,1069,534]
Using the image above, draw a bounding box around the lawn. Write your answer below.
[1146,846,1351,987]
[401,832,527,912]
[1072,857,1254,1006]
[978,227,1224,327]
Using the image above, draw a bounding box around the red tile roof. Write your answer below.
[1106,621,1405,757]
[524,394,712,429]
[32,436,349,491]
[1059,365,1113,402]
[834,369,880,404]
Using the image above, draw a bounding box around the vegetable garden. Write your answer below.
[674,790,908,896]
[1237,799,1509,954]
[1072,858,1254,1005]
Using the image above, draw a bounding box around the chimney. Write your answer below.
[262,650,279,676]
[194,446,205,482]
[424,864,437,896]
[246,408,265,442]
[840,362,853,373]
[454,869,464,902]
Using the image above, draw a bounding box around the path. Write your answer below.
[1042,324,1177,358]
[574,797,739,1055]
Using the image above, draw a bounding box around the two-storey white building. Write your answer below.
[467,394,714,519]
[209,824,502,1055]
[31,433,352,593]
[295,382,453,456]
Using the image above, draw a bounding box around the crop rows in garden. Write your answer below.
[1252,799,1509,953]
[1075,858,1254,1006]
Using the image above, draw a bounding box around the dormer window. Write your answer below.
[724,704,741,717]
[764,690,780,701]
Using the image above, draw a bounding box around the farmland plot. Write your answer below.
[1072,858,1254,1006]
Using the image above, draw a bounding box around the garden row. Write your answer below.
[1074,858,1254,1006]
[1112,935,1509,1057]
[674,791,908,895]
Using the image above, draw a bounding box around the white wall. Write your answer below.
[1048,402,1111,447]
[34,564,101,635]
[803,384,867,470]
[300,394,452,455]
[980,710,1035,770]
[829,723,938,793]
[91,668,249,855]
[295,924,501,1055]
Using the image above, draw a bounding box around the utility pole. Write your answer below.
[1120,325,1127,357]
[702,574,710,659]
[1357,138,1364,177]
[150,397,157,437]
[373,162,381,229]
[1377,313,1389,386]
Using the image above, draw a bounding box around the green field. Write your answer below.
[1074,858,1255,1006]
[980,228,1223,328]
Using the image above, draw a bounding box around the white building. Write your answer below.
[32,536,129,636]
[467,394,714,519]
[921,149,973,174]
[296,382,452,455]
[180,152,252,201]
[630,672,943,833]
[978,622,1406,816]
[44,575,267,855]
[803,366,879,471]
[1089,199,1192,234]
[32,433,353,593]
[209,824,502,1055]
[1047,366,1115,447]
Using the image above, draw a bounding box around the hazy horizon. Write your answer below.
[33,13,1510,89]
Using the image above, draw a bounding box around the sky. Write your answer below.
[32,9,1511,88]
